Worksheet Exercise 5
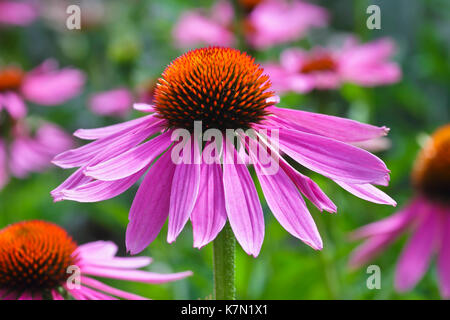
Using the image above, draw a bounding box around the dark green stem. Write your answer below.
[213,223,236,300]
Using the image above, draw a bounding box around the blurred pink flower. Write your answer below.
[265,37,402,94]
[245,0,328,49]
[0,220,192,300]
[52,48,394,257]
[0,121,73,189]
[173,1,235,48]
[349,125,450,298]
[0,60,85,119]
[89,88,134,117]
[0,1,38,26]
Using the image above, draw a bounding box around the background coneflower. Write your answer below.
[0,220,192,300]
[349,124,450,298]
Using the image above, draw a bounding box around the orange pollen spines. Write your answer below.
[412,125,450,202]
[0,220,78,292]
[153,47,275,131]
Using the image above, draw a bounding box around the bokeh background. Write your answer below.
[0,0,449,299]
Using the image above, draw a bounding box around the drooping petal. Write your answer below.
[51,290,64,300]
[278,156,336,213]
[59,166,148,203]
[350,199,420,240]
[249,141,322,250]
[191,160,227,248]
[268,106,389,142]
[335,181,396,206]
[222,138,264,257]
[274,126,390,185]
[74,114,156,140]
[53,120,160,169]
[2,91,27,119]
[438,211,450,298]
[80,265,193,284]
[133,103,156,113]
[0,139,9,190]
[349,232,401,268]
[21,67,85,105]
[84,132,171,181]
[81,256,152,269]
[395,206,440,292]
[167,138,201,243]
[126,151,175,254]
[80,276,148,300]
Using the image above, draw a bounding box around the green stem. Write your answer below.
[213,223,236,300]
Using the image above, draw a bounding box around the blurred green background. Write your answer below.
[0,0,449,299]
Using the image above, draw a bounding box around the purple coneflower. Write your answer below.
[0,120,73,189]
[0,60,85,119]
[52,47,394,258]
[350,124,450,298]
[0,220,192,300]
[264,37,401,93]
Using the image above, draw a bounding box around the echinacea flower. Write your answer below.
[349,125,450,298]
[0,119,72,189]
[52,47,394,257]
[0,0,37,26]
[0,220,192,300]
[0,60,85,119]
[264,37,401,94]
[173,1,235,48]
[89,88,134,117]
[244,0,328,49]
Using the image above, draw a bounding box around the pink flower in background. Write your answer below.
[52,48,394,258]
[0,220,192,300]
[245,0,328,49]
[0,1,38,26]
[349,125,450,298]
[0,120,73,189]
[265,37,402,94]
[173,1,235,48]
[89,88,134,117]
[0,60,85,119]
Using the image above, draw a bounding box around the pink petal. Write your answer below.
[1,91,27,119]
[278,156,336,213]
[133,103,156,113]
[395,207,441,292]
[274,126,390,185]
[81,276,148,300]
[438,212,450,298]
[167,140,201,243]
[335,181,396,206]
[18,292,33,300]
[84,132,171,181]
[222,138,264,257]
[0,1,37,26]
[51,290,64,300]
[249,142,322,250]
[126,151,175,254]
[76,241,118,259]
[74,114,157,140]
[89,88,133,117]
[268,106,389,142]
[81,256,152,269]
[21,67,85,105]
[53,120,159,169]
[59,166,148,203]
[0,139,9,190]
[81,265,193,284]
[191,160,227,249]
[350,199,420,240]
